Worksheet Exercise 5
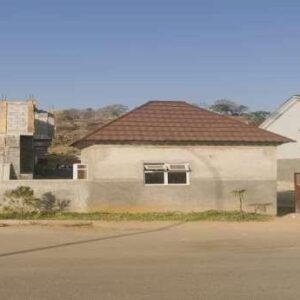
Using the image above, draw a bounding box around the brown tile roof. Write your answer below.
[72,101,292,148]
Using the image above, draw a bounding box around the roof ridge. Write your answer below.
[147,100,187,103]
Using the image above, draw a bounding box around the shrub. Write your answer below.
[1,186,39,215]
[38,192,70,213]
[56,199,71,212]
[39,192,56,212]
[1,188,71,215]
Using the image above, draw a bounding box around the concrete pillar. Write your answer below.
[0,102,7,134]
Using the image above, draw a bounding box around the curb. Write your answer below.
[0,220,93,227]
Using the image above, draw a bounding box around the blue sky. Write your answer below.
[0,0,300,111]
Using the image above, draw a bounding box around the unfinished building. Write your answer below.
[0,99,54,180]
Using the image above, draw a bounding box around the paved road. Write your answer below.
[1,219,300,300]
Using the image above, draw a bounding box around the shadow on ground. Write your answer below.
[0,222,183,258]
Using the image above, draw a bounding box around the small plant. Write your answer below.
[39,192,56,212]
[231,189,246,213]
[56,199,71,212]
[39,192,71,213]
[1,186,39,216]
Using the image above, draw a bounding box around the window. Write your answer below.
[145,172,165,184]
[144,163,190,185]
[73,163,88,180]
[168,172,187,184]
[144,163,165,184]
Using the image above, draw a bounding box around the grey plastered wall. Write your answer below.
[80,144,279,214]
[84,179,277,214]
[0,179,277,215]
[278,159,300,182]
[0,144,279,214]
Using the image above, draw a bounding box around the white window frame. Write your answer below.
[73,163,88,180]
[144,163,190,186]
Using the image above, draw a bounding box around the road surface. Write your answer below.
[1,218,300,299]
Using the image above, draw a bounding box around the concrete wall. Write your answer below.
[0,136,20,178]
[278,159,300,183]
[0,100,55,179]
[0,144,278,214]
[0,100,35,179]
[0,180,89,212]
[5,101,33,135]
[80,144,278,214]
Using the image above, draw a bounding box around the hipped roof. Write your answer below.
[72,101,292,149]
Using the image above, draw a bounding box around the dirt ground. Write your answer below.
[1,216,300,300]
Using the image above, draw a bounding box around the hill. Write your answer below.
[35,104,128,176]
[52,104,128,146]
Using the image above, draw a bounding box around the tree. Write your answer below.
[83,108,95,119]
[210,99,249,116]
[246,111,271,125]
[96,104,128,119]
[61,109,81,120]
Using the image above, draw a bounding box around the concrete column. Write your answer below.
[0,102,7,134]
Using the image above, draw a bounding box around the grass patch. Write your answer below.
[0,211,271,222]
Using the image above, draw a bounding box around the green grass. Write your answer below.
[0,211,272,222]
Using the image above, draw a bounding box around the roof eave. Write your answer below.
[73,139,291,149]
[260,95,300,129]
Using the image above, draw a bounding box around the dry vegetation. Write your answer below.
[48,104,128,157]
[52,104,128,148]
[34,104,128,176]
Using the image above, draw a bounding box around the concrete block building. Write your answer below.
[0,99,54,180]
[260,95,300,210]
[72,101,291,214]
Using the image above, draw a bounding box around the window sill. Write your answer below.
[144,183,190,186]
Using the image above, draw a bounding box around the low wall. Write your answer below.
[0,179,277,214]
[0,180,90,212]
[85,179,277,214]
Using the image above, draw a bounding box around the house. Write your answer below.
[72,100,291,214]
[0,99,54,180]
[260,95,300,210]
